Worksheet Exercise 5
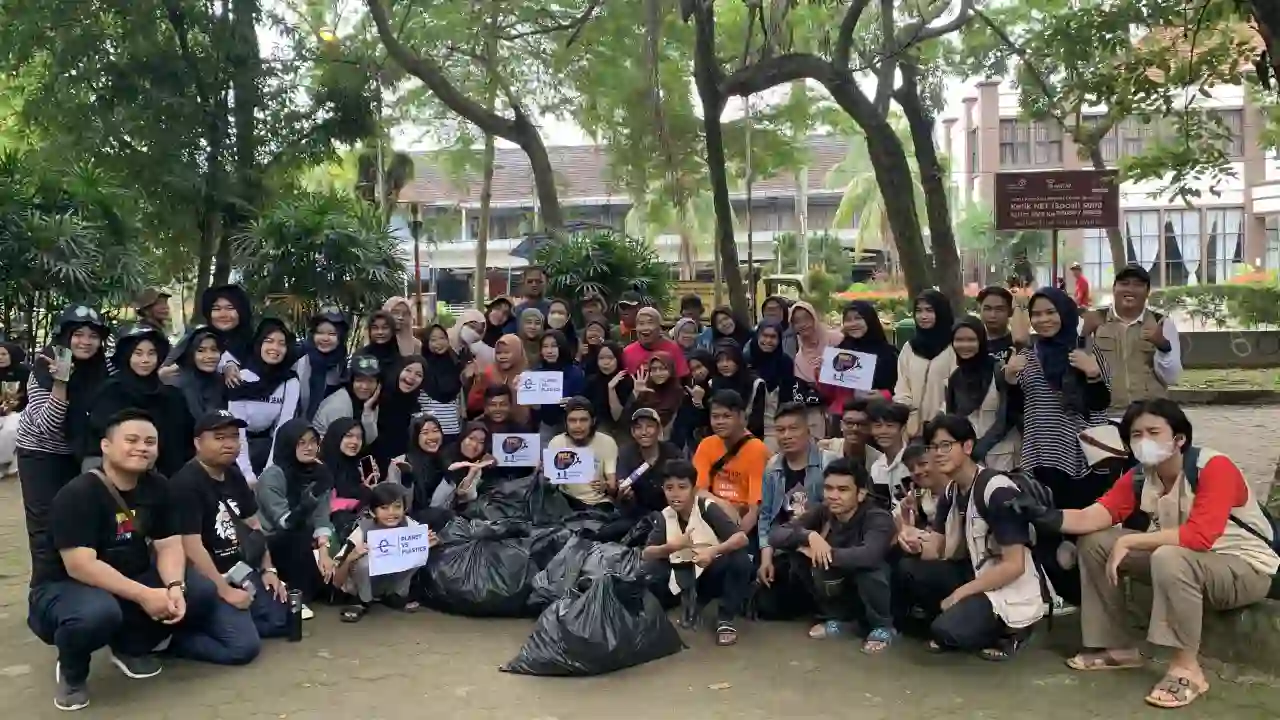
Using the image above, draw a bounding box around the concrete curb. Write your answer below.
[1169,388,1280,405]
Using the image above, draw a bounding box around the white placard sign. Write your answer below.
[493,433,540,467]
[516,371,564,405]
[818,347,877,390]
[366,525,432,577]
[543,446,596,484]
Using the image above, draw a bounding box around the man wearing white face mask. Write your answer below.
[1009,398,1277,710]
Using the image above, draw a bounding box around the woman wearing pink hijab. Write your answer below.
[383,296,423,357]
[789,300,841,439]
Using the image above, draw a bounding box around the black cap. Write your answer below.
[195,409,247,435]
[617,291,642,307]
[349,354,381,377]
[1114,263,1151,286]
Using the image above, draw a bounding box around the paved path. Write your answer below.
[0,406,1277,719]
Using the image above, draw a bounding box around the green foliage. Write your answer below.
[232,191,409,328]
[1150,283,1280,328]
[800,267,843,318]
[0,149,155,344]
[534,227,671,314]
[953,201,1052,280]
[776,231,852,278]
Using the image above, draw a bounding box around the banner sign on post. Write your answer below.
[516,371,564,405]
[543,447,595,484]
[366,525,432,577]
[818,347,876,391]
[493,433,540,467]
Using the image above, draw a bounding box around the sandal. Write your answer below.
[1065,650,1144,671]
[715,621,738,646]
[979,635,1026,662]
[382,595,420,613]
[861,627,894,654]
[339,604,369,623]
[808,620,850,640]
[1145,674,1208,709]
[925,639,946,654]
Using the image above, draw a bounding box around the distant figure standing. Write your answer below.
[1069,263,1091,308]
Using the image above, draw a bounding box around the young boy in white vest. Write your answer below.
[1011,398,1278,710]
[642,459,752,646]
[898,414,1049,660]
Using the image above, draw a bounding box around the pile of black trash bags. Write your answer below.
[418,473,683,676]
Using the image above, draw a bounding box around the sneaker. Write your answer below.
[301,604,315,621]
[53,662,89,712]
[109,652,163,679]
[1044,596,1079,616]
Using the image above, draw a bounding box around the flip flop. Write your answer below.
[715,621,738,646]
[861,627,894,654]
[1065,650,1144,671]
[339,604,369,623]
[1144,674,1209,709]
[808,620,850,640]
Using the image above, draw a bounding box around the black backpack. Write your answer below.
[1131,447,1280,599]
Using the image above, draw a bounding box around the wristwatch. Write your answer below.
[165,580,187,595]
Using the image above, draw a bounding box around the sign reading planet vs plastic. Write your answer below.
[818,347,876,390]
[516,371,564,405]
[493,433,540,467]
[543,447,595,484]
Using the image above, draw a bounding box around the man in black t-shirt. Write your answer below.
[174,410,289,640]
[26,409,232,712]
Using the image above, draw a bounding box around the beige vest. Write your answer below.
[1091,311,1167,411]
[1141,448,1279,576]
[942,472,1050,629]
[895,345,957,437]
[661,499,721,594]
[962,379,1020,473]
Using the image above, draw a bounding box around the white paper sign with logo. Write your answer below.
[543,447,595,484]
[493,433,540,467]
[366,525,432,577]
[818,347,877,391]
[516,371,565,405]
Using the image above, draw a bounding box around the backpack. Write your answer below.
[1131,447,1280,599]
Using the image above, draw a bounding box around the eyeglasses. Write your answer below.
[925,440,956,454]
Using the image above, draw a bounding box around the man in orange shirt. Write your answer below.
[693,389,772,538]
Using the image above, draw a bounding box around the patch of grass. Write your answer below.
[1175,368,1280,389]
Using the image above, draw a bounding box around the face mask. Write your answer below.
[548,313,569,329]
[460,327,480,344]
[1132,437,1176,466]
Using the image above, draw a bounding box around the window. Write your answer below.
[467,214,480,240]
[1212,109,1244,158]
[1204,208,1245,282]
[1033,122,1063,165]
[999,119,1031,166]
[1118,117,1151,158]
[1082,228,1114,290]
[1161,209,1201,287]
[1123,210,1161,276]
[1267,217,1280,272]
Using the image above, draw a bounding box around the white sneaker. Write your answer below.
[301,604,315,621]
[1045,596,1079,616]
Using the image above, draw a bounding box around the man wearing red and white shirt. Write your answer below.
[1008,399,1277,710]
[621,307,689,378]
[1069,262,1091,308]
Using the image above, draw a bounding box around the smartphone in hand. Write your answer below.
[52,346,73,383]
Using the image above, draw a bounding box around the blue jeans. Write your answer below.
[247,572,290,639]
[28,569,256,684]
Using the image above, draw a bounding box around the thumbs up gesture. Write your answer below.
[1141,316,1171,351]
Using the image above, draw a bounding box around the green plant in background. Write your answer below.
[233,191,409,329]
[800,267,842,318]
[534,227,671,316]
[953,201,1053,284]
[1150,284,1280,329]
[775,231,853,279]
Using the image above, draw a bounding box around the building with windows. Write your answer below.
[941,80,1280,290]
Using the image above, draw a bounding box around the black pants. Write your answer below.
[930,593,1010,651]
[892,556,973,630]
[268,530,325,603]
[648,550,753,622]
[798,560,893,631]
[16,449,79,575]
[1029,466,1113,605]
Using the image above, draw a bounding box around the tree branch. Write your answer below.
[163,0,213,107]
[496,0,602,45]
[721,53,835,98]
[872,0,898,113]
[364,0,517,140]
[972,7,1074,133]
[895,0,974,49]
[834,0,874,74]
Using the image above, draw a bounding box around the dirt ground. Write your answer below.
[1,406,1279,719]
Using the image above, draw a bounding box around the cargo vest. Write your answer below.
[1090,308,1167,412]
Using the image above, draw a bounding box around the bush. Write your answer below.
[1150,283,1280,329]
[534,227,670,316]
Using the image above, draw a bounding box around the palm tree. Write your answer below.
[953,200,1052,284]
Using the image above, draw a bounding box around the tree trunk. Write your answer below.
[1086,145,1128,274]
[475,132,496,308]
[511,116,563,230]
[854,116,933,298]
[896,68,963,310]
[225,0,262,275]
[691,4,749,316]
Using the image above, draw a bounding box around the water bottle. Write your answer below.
[617,462,650,493]
[287,588,304,642]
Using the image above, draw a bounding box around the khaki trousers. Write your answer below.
[1078,527,1272,652]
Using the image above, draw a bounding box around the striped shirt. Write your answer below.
[418,394,462,436]
[1015,347,1111,478]
[15,374,72,455]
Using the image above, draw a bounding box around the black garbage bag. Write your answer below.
[526,526,574,568]
[421,518,539,617]
[529,537,642,612]
[466,472,572,526]
[501,573,684,676]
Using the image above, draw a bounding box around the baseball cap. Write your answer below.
[350,353,381,377]
[1114,263,1151,286]
[1069,261,1082,270]
[630,407,662,425]
[195,409,247,435]
[617,291,642,307]
[134,288,171,310]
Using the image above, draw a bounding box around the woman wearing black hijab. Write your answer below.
[197,284,254,365]
[709,306,753,347]
[386,413,459,525]
[227,318,301,484]
[360,310,400,374]
[169,326,225,421]
[533,329,586,442]
[746,320,796,450]
[255,419,335,609]
[709,340,766,437]
[0,340,30,478]
[828,302,899,417]
[893,289,957,437]
[85,325,193,477]
[945,316,1019,471]
[16,304,110,570]
[297,309,349,421]
[419,323,464,441]
[321,417,376,541]
[583,341,631,437]
[671,347,714,452]
[368,355,426,473]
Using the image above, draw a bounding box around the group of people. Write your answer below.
[1,261,1276,712]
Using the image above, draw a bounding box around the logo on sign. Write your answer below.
[831,351,861,373]
[553,450,582,471]
[502,435,528,455]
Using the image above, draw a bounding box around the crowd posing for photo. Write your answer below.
[2,262,1277,712]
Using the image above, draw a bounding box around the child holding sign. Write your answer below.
[334,484,438,622]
